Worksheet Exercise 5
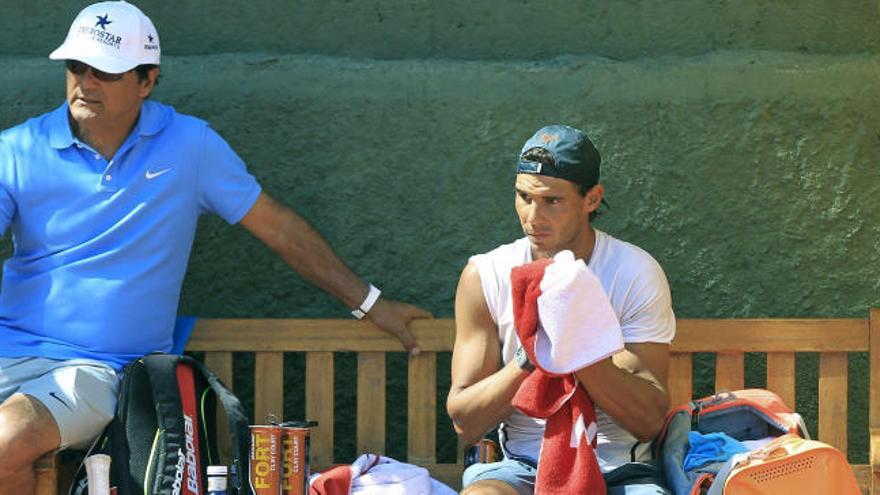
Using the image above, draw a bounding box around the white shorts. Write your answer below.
[0,357,119,450]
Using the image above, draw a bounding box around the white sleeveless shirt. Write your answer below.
[469,230,675,472]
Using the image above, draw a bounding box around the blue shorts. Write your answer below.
[462,456,536,495]
[463,458,670,495]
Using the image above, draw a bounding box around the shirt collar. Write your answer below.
[48,103,75,150]
[47,100,170,150]
[135,100,170,137]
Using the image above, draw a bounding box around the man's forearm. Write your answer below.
[448,362,529,445]
[575,359,669,441]
[241,193,429,354]
[256,199,368,309]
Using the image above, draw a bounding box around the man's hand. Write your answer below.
[367,298,432,356]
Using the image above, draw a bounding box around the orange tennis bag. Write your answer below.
[709,433,859,495]
[657,389,805,494]
[657,389,859,494]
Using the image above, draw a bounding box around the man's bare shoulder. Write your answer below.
[455,261,492,323]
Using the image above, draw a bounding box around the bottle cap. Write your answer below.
[207,465,228,476]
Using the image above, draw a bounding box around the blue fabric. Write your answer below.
[462,456,536,495]
[0,101,261,370]
[172,316,198,355]
[682,431,749,471]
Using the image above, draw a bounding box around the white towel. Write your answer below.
[534,250,624,373]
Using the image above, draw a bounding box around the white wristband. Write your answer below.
[352,284,382,319]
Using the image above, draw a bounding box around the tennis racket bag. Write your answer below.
[70,353,250,495]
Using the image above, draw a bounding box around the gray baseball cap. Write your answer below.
[517,125,602,189]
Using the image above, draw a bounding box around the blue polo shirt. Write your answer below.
[0,101,261,369]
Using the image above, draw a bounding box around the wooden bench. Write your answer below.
[37,309,880,494]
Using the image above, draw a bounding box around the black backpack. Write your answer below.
[70,353,250,495]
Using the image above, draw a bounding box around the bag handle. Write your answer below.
[792,412,811,440]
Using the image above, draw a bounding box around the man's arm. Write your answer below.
[446,262,530,445]
[239,192,431,354]
[575,342,670,441]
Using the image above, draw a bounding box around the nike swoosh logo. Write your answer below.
[145,168,171,179]
[49,392,73,411]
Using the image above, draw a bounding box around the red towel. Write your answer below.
[511,257,606,495]
[309,464,352,495]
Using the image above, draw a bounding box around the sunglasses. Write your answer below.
[65,60,127,82]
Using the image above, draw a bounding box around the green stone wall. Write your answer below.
[1,0,877,464]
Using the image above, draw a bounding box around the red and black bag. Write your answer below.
[70,353,250,495]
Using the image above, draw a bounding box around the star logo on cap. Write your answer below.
[95,14,112,30]
[148,34,155,43]
[540,133,559,144]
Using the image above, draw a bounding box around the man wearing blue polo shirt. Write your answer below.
[0,2,429,492]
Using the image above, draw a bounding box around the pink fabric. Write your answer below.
[510,257,606,495]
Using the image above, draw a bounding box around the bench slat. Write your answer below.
[189,319,455,352]
[423,463,463,490]
[190,319,869,352]
[205,351,234,463]
[851,464,871,495]
[408,352,436,464]
[357,352,386,454]
[766,352,796,409]
[871,429,880,495]
[819,352,848,453]
[307,352,335,469]
[715,352,744,392]
[668,353,692,408]
[255,352,284,423]
[674,319,868,352]
[205,351,234,391]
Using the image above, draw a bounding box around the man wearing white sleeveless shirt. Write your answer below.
[447,125,675,494]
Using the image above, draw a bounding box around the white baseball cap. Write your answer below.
[49,1,160,74]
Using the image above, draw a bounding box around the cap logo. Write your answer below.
[75,13,122,50]
[145,33,158,51]
[95,14,113,30]
[540,133,559,145]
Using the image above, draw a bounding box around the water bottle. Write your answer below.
[207,465,228,495]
